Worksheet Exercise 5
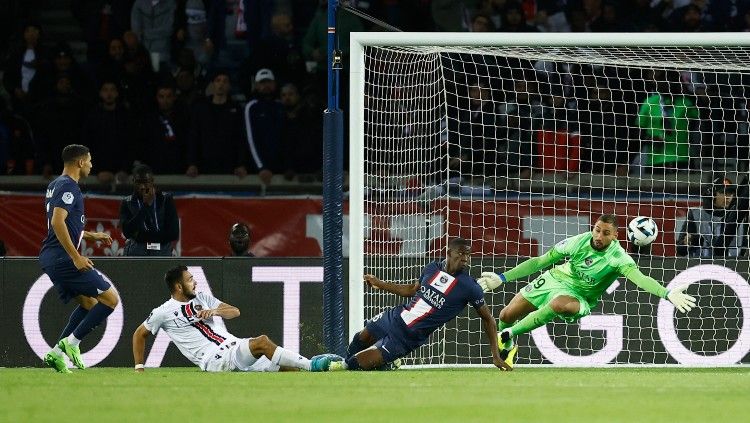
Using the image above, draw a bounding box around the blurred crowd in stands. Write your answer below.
[1,0,750,183]
[440,64,750,183]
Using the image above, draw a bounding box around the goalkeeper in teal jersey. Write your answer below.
[477,214,697,368]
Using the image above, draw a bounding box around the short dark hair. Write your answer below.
[164,265,187,292]
[598,214,618,229]
[155,77,176,92]
[61,144,90,164]
[210,69,231,82]
[98,79,119,91]
[133,164,154,180]
[448,237,471,250]
[711,176,736,195]
[156,83,176,93]
[230,222,250,237]
[23,21,42,32]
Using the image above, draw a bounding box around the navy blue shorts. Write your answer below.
[365,308,426,362]
[41,257,111,303]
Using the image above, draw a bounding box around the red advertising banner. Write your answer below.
[0,194,697,257]
[0,195,328,257]
[365,198,698,257]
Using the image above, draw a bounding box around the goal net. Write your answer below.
[348,33,750,366]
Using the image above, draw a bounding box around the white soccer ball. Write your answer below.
[627,216,658,246]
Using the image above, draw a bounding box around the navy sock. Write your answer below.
[72,303,114,340]
[344,355,361,371]
[375,362,393,371]
[346,332,368,359]
[59,306,88,341]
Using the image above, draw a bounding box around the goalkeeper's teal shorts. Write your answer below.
[520,271,593,322]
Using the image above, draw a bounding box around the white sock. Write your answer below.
[66,334,82,347]
[270,347,311,371]
[51,345,63,355]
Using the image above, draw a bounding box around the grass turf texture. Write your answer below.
[1,367,748,422]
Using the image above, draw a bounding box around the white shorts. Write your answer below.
[202,338,281,372]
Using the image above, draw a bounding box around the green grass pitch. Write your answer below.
[1,367,748,422]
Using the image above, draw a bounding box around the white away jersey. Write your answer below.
[143,292,235,367]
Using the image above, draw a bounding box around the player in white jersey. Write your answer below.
[132,265,341,372]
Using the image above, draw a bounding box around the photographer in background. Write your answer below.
[677,176,746,257]
[119,164,179,256]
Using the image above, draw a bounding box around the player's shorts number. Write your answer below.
[526,277,546,292]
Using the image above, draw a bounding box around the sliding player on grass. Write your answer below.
[478,214,697,368]
[133,265,342,372]
[331,238,510,371]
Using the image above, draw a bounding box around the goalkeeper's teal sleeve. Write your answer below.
[622,267,669,299]
[502,249,564,283]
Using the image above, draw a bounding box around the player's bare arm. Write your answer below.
[51,206,93,271]
[132,323,151,372]
[196,302,240,320]
[476,304,509,370]
[82,231,113,245]
[363,274,419,297]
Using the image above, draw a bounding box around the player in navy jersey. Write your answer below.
[39,144,122,373]
[330,238,509,371]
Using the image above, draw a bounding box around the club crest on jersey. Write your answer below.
[585,257,593,266]
[429,271,457,294]
[194,304,203,311]
[62,192,74,204]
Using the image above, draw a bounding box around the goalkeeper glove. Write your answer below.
[666,285,697,313]
[478,272,506,293]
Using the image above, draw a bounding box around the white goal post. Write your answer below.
[349,32,750,367]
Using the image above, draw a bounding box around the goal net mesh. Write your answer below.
[360,43,750,366]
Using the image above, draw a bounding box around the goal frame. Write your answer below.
[347,31,750,362]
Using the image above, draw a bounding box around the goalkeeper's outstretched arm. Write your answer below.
[478,248,564,292]
[622,267,697,313]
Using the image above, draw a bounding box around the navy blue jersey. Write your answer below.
[39,175,85,265]
[397,260,485,336]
